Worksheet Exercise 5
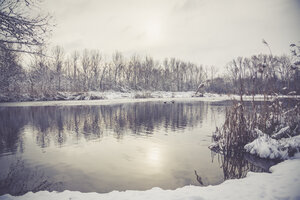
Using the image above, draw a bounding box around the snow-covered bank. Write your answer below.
[1,155,300,200]
[0,91,230,107]
[245,134,300,159]
[0,95,227,108]
[0,91,298,107]
[0,91,198,102]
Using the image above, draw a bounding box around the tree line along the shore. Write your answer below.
[0,46,299,99]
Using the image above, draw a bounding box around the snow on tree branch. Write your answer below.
[0,0,52,54]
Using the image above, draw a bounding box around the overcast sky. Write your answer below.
[41,0,300,68]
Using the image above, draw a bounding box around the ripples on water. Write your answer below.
[0,101,274,195]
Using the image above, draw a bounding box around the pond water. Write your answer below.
[0,100,274,195]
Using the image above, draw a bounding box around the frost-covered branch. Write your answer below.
[0,0,52,54]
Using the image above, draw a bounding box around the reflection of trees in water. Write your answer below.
[219,151,266,180]
[192,101,278,186]
[0,102,209,150]
[0,159,62,196]
[0,108,26,153]
[194,151,274,186]
[195,151,276,186]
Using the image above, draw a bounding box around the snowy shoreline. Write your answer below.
[0,91,298,107]
[1,154,300,200]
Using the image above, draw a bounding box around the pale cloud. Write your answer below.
[41,0,300,67]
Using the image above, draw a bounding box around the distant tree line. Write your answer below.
[1,46,208,98]
[1,44,300,99]
[207,52,300,95]
[1,0,299,100]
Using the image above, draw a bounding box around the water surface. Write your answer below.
[0,101,270,195]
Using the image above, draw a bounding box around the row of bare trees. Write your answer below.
[1,44,299,100]
[206,52,300,95]
[1,0,299,100]
[25,46,207,96]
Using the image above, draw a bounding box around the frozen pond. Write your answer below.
[0,100,271,195]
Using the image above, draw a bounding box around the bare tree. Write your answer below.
[290,43,300,93]
[52,46,64,91]
[112,51,124,87]
[81,49,91,91]
[71,50,79,87]
[29,47,52,94]
[277,55,292,91]
[0,0,52,55]
[0,48,25,95]
[90,50,102,90]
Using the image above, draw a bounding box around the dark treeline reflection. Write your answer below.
[0,107,27,154]
[0,102,207,151]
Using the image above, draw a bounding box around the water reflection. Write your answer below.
[0,107,26,154]
[220,152,265,180]
[0,101,273,195]
[0,102,207,150]
[0,159,62,195]
[206,150,277,185]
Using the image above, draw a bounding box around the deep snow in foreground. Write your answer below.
[1,155,300,200]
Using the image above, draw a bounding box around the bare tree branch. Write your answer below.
[0,0,52,54]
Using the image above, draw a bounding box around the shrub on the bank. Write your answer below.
[210,97,300,154]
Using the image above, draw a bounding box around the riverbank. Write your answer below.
[0,91,299,106]
[1,154,299,200]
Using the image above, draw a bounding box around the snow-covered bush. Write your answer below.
[257,98,300,138]
[210,97,300,159]
[244,134,300,159]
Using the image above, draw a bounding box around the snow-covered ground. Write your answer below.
[0,91,298,107]
[0,93,228,107]
[1,91,220,103]
[245,134,300,159]
[1,154,300,200]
